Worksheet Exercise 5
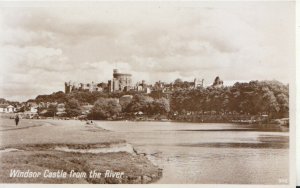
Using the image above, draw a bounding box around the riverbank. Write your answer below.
[107,118,289,132]
[0,119,162,183]
[94,121,289,184]
[95,114,289,128]
[2,112,289,128]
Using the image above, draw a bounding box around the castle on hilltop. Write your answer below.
[64,81,104,94]
[64,69,221,94]
[65,69,132,94]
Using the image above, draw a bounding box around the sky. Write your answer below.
[0,1,295,101]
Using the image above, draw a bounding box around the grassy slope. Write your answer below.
[0,119,161,184]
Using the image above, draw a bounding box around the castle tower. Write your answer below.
[110,69,132,92]
[212,76,224,88]
[65,81,72,93]
[194,78,204,88]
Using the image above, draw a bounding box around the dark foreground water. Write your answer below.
[96,121,289,184]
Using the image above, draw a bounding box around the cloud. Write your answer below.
[0,1,294,101]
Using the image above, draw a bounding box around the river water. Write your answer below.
[96,121,289,184]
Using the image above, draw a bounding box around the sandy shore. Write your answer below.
[0,118,162,183]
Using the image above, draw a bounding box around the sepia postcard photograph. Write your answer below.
[0,1,297,187]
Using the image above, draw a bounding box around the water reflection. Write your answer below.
[96,121,289,184]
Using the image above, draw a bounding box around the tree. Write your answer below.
[152,98,170,114]
[174,78,183,85]
[65,98,81,117]
[276,93,289,117]
[89,98,121,120]
[42,104,57,117]
[17,105,29,113]
[125,94,154,114]
[262,88,280,117]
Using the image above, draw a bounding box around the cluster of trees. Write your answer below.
[87,95,170,120]
[33,90,138,117]
[34,90,137,105]
[0,98,20,106]
[28,80,288,120]
[33,91,171,119]
[172,78,194,90]
[38,104,57,117]
[35,98,82,117]
[125,95,170,115]
[64,98,82,117]
[88,98,122,120]
[171,80,289,118]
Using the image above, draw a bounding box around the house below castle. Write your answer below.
[0,104,16,113]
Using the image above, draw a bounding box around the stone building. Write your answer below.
[65,81,103,93]
[194,78,204,88]
[135,80,151,93]
[212,76,224,88]
[108,69,132,92]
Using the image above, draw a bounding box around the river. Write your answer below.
[96,121,289,184]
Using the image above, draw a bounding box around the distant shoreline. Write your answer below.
[1,114,289,125]
[0,114,289,133]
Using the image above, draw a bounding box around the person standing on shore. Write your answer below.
[15,114,20,126]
